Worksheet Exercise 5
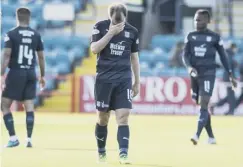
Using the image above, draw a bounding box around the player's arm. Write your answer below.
[1,34,12,76]
[182,34,197,77]
[36,34,45,89]
[1,48,11,76]
[216,36,237,87]
[131,33,140,97]
[37,51,45,77]
[90,22,124,54]
[215,37,231,74]
[131,52,140,85]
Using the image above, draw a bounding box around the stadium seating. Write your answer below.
[1,0,243,108]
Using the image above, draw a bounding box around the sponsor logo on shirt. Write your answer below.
[194,43,207,57]
[110,41,126,56]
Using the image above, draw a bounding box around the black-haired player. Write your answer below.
[90,3,140,164]
[1,7,45,148]
[182,9,237,145]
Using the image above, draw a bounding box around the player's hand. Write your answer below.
[229,75,237,89]
[108,22,125,36]
[39,77,45,91]
[1,76,5,90]
[132,82,140,98]
[188,67,198,78]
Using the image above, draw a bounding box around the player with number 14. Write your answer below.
[1,7,45,148]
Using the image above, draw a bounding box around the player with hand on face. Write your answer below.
[182,9,237,145]
[1,8,45,148]
[90,3,140,164]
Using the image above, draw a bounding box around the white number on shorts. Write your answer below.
[18,45,33,65]
[127,89,133,102]
[204,80,210,93]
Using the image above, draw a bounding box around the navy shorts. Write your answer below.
[190,75,215,103]
[94,80,132,112]
[2,69,37,101]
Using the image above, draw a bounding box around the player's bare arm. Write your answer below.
[131,52,140,97]
[1,48,11,76]
[216,39,237,88]
[37,51,46,89]
[182,35,198,77]
[1,48,11,89]
[91,22,125,54]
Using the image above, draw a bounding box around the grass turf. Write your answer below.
[1,112,242,167]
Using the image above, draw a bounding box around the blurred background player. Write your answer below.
[234,57,243,112]
[1,7,45,148]
[90,3,140,164]
[182,9,237,145]
[210,42,238,115]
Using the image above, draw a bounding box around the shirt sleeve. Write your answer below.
[4,33,12,48]
[182,34,192,68]
[131,30,139,53]
[215,35,231,73]
[36,34,44,51]
[90,22,102,43]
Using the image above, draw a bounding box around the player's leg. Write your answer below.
[191,76,215,145]
[224,87,236,115]
[1,69,26,147]
[205,113,216,144]
[94,81,113,162]
[23,70,37,147]
[190,76,199,105]
[23,100,35,147]
[235,76,243,110]
[96,110,111,162]
[113,81,132,164]
[1,97,19,147]
[235,91,243,109]
[115,109,130,164]
[210,87,234,115]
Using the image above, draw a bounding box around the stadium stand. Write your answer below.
[1,0,91,108]
[1,0,243,111]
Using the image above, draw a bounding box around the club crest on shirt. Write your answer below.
[4,34,9,42]
[92,28,100,35]
[206,36,212,42]
[136,38,139,44]
[124,31,130,38]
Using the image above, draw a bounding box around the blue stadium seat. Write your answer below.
[140,67,155,76]
[73,0,82,13]
[2,16,16,30]
[157,68,177,76]
[2,4,16,17]
[27,4,43,18]
[54,49,71,74]
[52,36,72,50]
[151,35,183,52]
[48,20,66,28]
[216,69,224,77]
[175,68,188,77]
[71,36,90,48]
[45,52,57,66]
[152,54,169,64]
[68,47,85,61]
[139,50,155,66]
[7,0,18,4]
[43,36,54,49]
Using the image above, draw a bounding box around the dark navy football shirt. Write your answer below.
[183,29,230,76]
[91,19,139,82]
[4,26,44,69]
